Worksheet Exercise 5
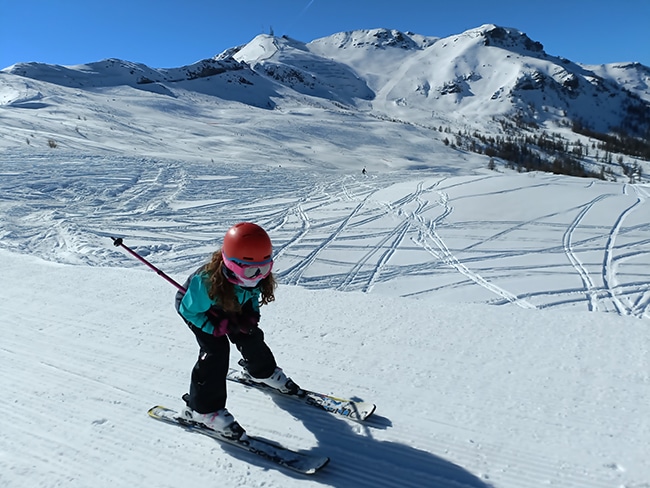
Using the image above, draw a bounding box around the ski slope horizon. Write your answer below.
[1,147,649,487]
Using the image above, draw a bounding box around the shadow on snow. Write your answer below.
[219,391,494,487]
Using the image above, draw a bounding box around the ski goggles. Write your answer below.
[222,252,273,282]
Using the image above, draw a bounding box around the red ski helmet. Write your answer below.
[222,222,272,264]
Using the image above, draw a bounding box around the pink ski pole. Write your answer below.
[111,237,186,293]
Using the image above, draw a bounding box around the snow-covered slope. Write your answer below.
[1,151,649,487]
[2,56,279,107]
[3,153,648,317]
[0,67,473,171]
[3,248,648,488]
[585,61,650,103]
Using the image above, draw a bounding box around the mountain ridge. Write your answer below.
[1,24,648,179]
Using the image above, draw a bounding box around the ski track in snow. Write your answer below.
[602,184,649,318]
[1,153,650,316]
[562,193,614,312]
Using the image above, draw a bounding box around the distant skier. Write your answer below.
[174,222,299,439]
[362,166,367,175]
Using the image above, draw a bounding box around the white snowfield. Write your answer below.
[1,153,649,487]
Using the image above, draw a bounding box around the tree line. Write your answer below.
[439,119,648,181]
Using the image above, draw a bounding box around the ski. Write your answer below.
[148,405,329,475]
[227,368,376,422]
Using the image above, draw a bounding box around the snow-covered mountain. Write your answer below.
[1,25,649,177]
[264,25,649,135]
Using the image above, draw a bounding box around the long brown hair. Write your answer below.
[204,249,276,312]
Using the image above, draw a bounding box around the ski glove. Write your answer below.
[206,308,230,337]
[236,310,260,335]
[206,307,260,336]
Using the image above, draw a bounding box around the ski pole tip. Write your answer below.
[111,237,123,247]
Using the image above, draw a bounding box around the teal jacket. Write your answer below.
[177,267,261,336]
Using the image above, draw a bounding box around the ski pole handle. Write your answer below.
[111,237,186,292]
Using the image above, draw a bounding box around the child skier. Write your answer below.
[174,222,299,439]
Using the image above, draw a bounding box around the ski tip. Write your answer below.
[346,401,376,421]
[304,456,330,475]
[148,405,172,418]
[360,403,377,421]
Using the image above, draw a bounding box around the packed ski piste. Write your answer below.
[114,224,376,474]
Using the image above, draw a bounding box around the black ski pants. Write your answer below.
[187,326,277,413]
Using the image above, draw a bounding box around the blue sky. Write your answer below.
[2,0,649,69]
